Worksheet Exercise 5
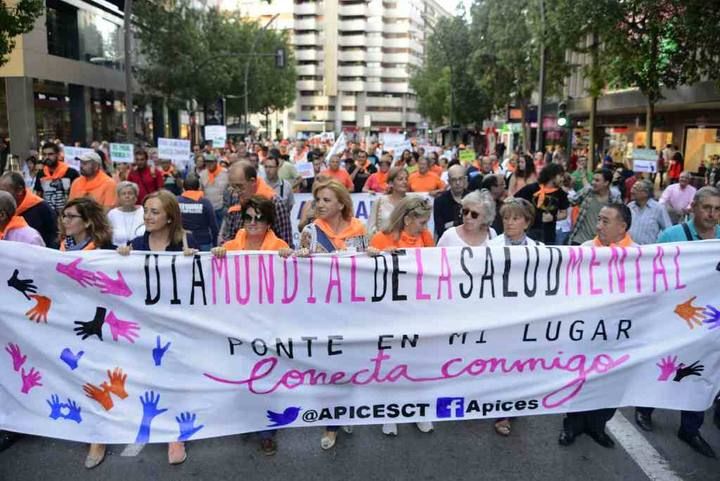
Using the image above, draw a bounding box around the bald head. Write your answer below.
[229,161,259,203]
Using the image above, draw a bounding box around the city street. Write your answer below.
[1,408,718,480]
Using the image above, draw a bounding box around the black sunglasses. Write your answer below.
[242,213,266,223]
[462,208,481,219]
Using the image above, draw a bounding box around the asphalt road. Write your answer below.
[1,408,718,481]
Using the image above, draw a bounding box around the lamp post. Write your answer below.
[124,0,134,143]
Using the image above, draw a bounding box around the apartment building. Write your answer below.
[225,0,451,137]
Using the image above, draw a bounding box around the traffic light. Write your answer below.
[557,101,568,127]
[275,48,286,69]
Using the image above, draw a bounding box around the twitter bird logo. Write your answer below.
[266,407,301,427]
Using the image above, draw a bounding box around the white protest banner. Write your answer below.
[62,147,94,170]
[1,241,719,444]
[632,148,657,173]
[296,162,314,179]
[158,138,191,170]
[110,143,134,164]
[289,193,435,245]
[204,126,227,148]
[324,131,347,162]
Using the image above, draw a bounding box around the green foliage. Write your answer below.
[0,0,44,67]
[133,1,295,114]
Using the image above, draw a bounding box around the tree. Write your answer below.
[0,0,43,67]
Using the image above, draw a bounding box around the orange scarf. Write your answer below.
[227,178,277,214]
[223,228,289,251]
[42,161,70,181]
[74,170,112,194]
[16,189,44,216]
[60,239,97,252]
[206,166,225,185]
[314,217,366,250]
[181,190,204,201]
[591,233,634,248]
[373,171,389,191]
[371,229,434,250]
[161,165,176,177]
[0,215,29,240]
[532,184,558,208]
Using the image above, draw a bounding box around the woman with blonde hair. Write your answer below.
[368,167,409,235]
[368,196,434,252]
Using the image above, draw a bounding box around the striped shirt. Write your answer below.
[628,199,672,245]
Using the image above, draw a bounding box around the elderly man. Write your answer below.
[68,151,117,210]
[0,171,58,248]
[659,171,696,224]
[219,162,293,247]
[0,191,44,245]
[199,154,229,227]
[320,154,353,191]
[433,164,468,238]
[628,179,672,245]
[408,157,445,196]
[635,186,720,458]
[569,168,622,245]
[560,204,637,449]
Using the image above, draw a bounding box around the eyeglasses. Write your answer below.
[242,213,266,223]
[61,213,83,220]
[462,208,481,219]
[449,177,465,183]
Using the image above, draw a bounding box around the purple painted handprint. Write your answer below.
[21,367,42,394]
[56,258,97,287]
[94,271,132,297]
[703,305,720,330]
[656,355,679,381]
[5,343,27,372]
[105,311,140,343]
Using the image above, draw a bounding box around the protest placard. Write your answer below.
[205,126,227,148]
[158,138,191,170]
[632,148,657,173]
[62,147,95,170]
[110,143,134,164]
[296,162,314,179]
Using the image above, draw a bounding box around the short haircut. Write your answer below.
[134,149,149,160]
[183,175,200,190]
[230,161,258,181]
[116,181,139,197]
[41,142,60,154]
[0,191,17,217]
[263,155,279,167]
[538,163,564,184]
[462,190,496,226]
[604,203,632,230]
[243,195,276,225]
[500,197,536,224]
[694,186,720,204]
[1,171,26,192]
[595,168,613,184]
[479,174,499,191]
[634,179,654,195]
[312,179,354,220]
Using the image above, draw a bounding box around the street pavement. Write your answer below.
[1,407,718,481]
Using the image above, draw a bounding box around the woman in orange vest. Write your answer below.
[368,196,434,253]
[59,197,114,251]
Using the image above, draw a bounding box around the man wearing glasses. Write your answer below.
[433,164,468,239]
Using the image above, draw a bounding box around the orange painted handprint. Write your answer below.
[101,368,128,399]
[24,295,51,323]
[83,383,114,411]
[674,296,705,329]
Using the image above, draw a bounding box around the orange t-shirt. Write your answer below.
[320,168,353,191]
[370,229,434,250]
[223,229,289,251]
[430,164,443,177]
[69,171,117,207]
[408,172,445,193]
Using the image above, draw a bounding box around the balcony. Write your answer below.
[340,111,359,122]
[296,49,321,61]
[338,80,366,91]
[381,82,410,93]
[296,79,324,90]
[294,33,320,46]
[338,65,366,76]
[339,19,367,32]
[366,95,404,108]
[299,96,332,107]
[382,37,410,49]
[295,18,318,30]
[365,80,383,92]
[366,66,382,77]
[382,53,410,64]
[338,34,366,47]
[339,3,368,16]
[382,67,409,79]
[294,3,318,15]
[367,111,403,123]
[297,64,321,76]
[383,21,409,34]
[338,50,366,62]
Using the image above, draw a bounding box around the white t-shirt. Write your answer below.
[436,226,497,248]
[108,207,145,246]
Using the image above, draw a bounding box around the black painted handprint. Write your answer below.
[673,360,705,382]
[7,269,37,300]
[73,307,107,341]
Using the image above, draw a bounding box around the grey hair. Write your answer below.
[461,189,496,226]
[634,179,654,196]
[693,186,720,204]
[0,191,17,217]
[116,181,139,197]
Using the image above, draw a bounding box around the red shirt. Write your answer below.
[127,167,164,203]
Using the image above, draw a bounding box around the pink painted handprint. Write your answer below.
[5,343,27,371]
[656,355,679,381]
[105,311,140,343]
[21,367,42,394]
[94,271,132,297]
[56,258,97,287]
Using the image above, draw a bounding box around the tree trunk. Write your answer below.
[645,98,654,149]
[520,100,530,153]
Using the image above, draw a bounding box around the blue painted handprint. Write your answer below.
[135,391,168,443]
[703,305,720,330]
[46,395,83,423]
[65,399,82,423]
[176,412,204,441]
[152,336,171,367]
[60,348,84,370]
[47,394,64,420]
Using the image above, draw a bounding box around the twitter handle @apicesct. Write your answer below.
[265,403,432,427]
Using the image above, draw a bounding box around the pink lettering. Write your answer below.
[258,255,274,304]
[415,249,431,300]
[325,256,342,303]
[211,256,231,304]
[652,246,668,292]
[437,247,453,300]
[607,247,627,293]
[634,247,643,293]
[233,256,250,305]
[673,246,686,290]
[282,257,299,304]
[306,257,316,304]
[588,248,603,295]
[350,256,366,302]
[565,247,583,295]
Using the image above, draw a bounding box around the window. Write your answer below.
[46,0,79,60]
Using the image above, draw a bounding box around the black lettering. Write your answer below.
[275,338,294,358]
[357,406,370,418]
[449,332,467,345]
[318,408,332,420]
[372,256,388,302]
[502,247,518,297]
[228,337,243,355]
[378,334,393,350]
[569,320,584,341]
[466,400,480,413]
[391,253,407,301]
[480,247,495,298]
[545,247,562,295]
[301,336,317,357]
[475,331,487,344]
[515,400,526,410]
[170,255,181,304]
[401,334,419,348]
[591,320,608,341]
[144,254,161,305]
[546,321,561,341]
[386,404,400,418]
[501,401,514,411]
[401,404,415,417]
[522,324,537,342]
[334,406,347,418]
[459,247,474,298]
[523,246,540,297]
[527,399,539,409]
[617,319,632,339]
[416,403,429,416]
[251,338,268,356]
[328,335,343,356]
[190,254,207,305]
[482,402,494,416]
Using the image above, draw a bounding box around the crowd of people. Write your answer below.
[0,134,719,467]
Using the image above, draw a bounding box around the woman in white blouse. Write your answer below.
[368,167,409,235]
[437,190,497,247]
[490,197,541,247]
[107,181,145,246]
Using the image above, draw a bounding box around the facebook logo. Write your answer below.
[436,397,465,418]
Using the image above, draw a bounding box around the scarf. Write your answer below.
[532,184,558,208]
[181,190,204,202]
[255,177,276,200]
[223,228,288,251]
[60,239,97,251]
[0,215,29,240]
[314,217,366,250]
[206,166,225,185]
[15,189,44,216]
[161,165,176,178]
[591,233,634,248]
[74,170,112,194]
[42,161,70,181]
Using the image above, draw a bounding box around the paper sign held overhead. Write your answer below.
[110,143,134,164]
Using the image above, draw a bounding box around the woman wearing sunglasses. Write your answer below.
[436,190,497,247]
